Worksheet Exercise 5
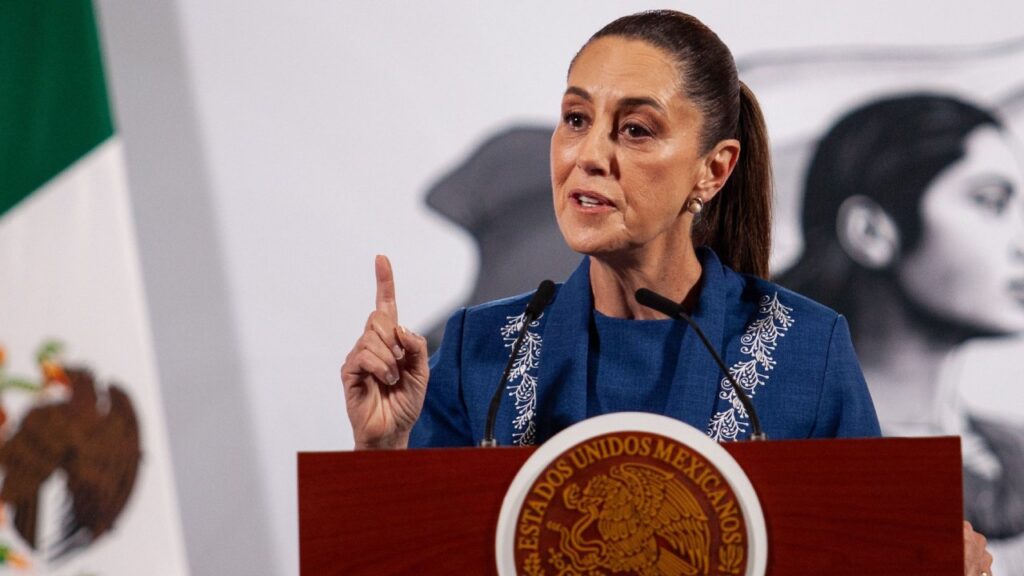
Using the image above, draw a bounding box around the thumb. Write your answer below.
[374,254,399,319]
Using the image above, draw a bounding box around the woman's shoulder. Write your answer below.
[746,274,840,321]
[449,286,562,337]
[463,288,546,317]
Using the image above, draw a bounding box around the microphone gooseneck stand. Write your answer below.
[479,280,556,447]
[635,288,767,441]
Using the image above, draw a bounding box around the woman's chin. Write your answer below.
[561,235,624,258]
[557,226,599,252]
[920,302,1024,338]
[967,314,1024,336]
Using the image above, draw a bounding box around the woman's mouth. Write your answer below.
[571,190,615,210]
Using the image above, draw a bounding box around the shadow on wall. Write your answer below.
[422,126,579,350]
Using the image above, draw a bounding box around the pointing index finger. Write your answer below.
[374,254,399,319]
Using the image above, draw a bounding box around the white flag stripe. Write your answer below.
[0,138,188,575]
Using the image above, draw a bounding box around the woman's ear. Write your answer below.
[836,195,901,269]
[698,139,740,199]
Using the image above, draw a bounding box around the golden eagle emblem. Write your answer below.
[549,462,711,575]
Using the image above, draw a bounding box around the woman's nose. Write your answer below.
[1010,227,1024,262]
[1011,204,1024,261]
[1012,240,1024,262]
[576,124,614,177]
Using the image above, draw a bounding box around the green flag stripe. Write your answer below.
[0,0,115,217]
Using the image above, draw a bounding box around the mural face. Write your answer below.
[898,125,1024,333]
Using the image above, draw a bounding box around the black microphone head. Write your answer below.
[634,288,680,318]
[525,279,556,316]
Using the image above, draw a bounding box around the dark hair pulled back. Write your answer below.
[585,10,773,278]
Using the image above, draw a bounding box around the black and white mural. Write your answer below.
[749,40,1024,570]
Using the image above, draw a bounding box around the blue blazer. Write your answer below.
[409,249,880,447]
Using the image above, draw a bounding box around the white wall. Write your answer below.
[96,2,1024,575]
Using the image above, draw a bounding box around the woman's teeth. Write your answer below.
[579,195,601,207]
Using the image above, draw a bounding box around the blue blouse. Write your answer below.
[409,248,881,448]
[587,310,685,418]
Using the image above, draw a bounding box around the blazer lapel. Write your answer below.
[534,257,592,442]
[664,248,730,432]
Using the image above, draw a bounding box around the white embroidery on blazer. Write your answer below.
[707,293,794,441]
[500,312,543,446]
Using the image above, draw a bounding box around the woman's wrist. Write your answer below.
[354,432,410,451]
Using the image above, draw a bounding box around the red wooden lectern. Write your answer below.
[299,437,962,575]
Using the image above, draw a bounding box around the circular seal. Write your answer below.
[496,413,767,576]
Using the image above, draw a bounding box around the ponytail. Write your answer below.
[694,82,773,279]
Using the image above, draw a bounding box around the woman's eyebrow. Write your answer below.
[564,86,592,101]
[619,96,665,112]
[969,175,1014,194]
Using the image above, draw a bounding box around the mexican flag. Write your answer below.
[0,1,188,573]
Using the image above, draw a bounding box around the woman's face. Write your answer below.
[898,125,1024,333]
[550,37,708,259]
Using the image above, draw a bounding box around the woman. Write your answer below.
[341,12,993,574]
[343,9,879,448]
[780,93,1024,575]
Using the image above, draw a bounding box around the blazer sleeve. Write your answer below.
[408,308,475,448]
[811,315,882,438]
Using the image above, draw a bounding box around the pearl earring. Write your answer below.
[686,197,704,215]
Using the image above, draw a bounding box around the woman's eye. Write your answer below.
[968,182,1012,215]
[563,112,587,130]
[622,123,653,140]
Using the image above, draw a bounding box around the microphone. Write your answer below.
[480,280,557,447]
[635,288,767,441]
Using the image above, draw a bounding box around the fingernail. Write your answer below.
[392,345,405,360]
[399,325,408,335]
[387,372,399,386]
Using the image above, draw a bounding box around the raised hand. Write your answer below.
[340,255,429,449]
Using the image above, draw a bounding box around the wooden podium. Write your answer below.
[299,437,963,575]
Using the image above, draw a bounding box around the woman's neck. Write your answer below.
[850,280,964,427]
[589,244,703,320]
[860,332,950,425]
